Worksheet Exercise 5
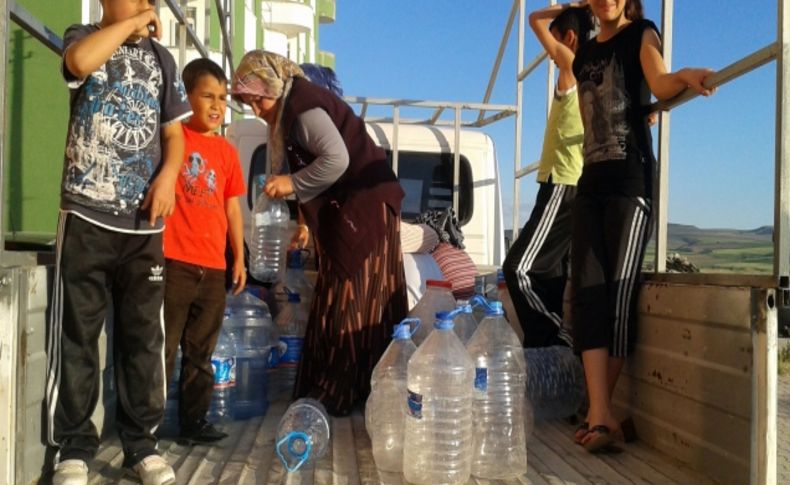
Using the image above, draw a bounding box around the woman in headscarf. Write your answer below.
[231,51,407,416]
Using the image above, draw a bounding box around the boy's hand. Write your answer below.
[130,10,161,40]
[141,172,177,227]
[263,175,294,199]
[231,260,247,295]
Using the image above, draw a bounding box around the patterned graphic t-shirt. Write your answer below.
[60,24,192,232]
[572,19,658,198]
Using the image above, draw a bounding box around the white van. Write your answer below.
[226,119,505,268]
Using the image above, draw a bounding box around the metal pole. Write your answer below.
[512,0,525,240]
[546,0,556,119]
[453,106,461,214]
[655,0,673,273]
[0,0,9,265]
[392,106,400,176]
[774,0,790,282]
[178,0,187,68]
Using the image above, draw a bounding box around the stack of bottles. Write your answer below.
[276,398,331,472]
[365,318,421,472]
[466,299,528,479]
[223,291,278,419]
[276,249,314,311]
[249,175,291,283]
[408,279,456,346]
[403,310,475,484]
[525,345,585,421]
[272,288,309,399]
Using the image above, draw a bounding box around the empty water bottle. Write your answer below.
[403,310,474,485]
[209,324,237,421]
[276,398,331,472]
[280,248,314,308]
[525,345,585,421]
[272,289,309,399]
[465,298,527,479]
[453,300,478,344]
[365,317,420,472]
[408,280,456,346]
[249,175,291,283]
[224,291,277,419]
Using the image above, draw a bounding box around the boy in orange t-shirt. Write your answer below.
[163,58,246,445]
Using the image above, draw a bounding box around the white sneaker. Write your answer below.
[129,454,176,485]
[52,459,89,485]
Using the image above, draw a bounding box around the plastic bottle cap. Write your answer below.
[425,279,453,289]
[393,323,412,340]
[486,300,505,315]
[287,292,302,303]
[434,311,456,330]
[287,249,306,269]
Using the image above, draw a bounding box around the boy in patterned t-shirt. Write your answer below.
[47,2,191,484]
[162,58,246,446]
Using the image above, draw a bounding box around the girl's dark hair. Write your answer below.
[625,0,645,20]
[549,6,594,48]
[300,63,344,96]
[182,58,228,93]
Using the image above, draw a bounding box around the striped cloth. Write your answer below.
[400,221,440,253]
[293,203,408,416]
[431,242,477,300]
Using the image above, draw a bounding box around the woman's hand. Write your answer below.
[678,68,716,96]
[291,224,310,249]
[263,174,294,198]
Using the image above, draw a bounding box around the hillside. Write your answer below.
[648,223,773,274]
[505,224,774,274]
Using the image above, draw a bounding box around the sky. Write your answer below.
[320,0,779,231]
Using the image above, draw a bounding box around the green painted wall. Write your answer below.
[4,0,79,238]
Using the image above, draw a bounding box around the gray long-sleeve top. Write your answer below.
[289,107,349,202]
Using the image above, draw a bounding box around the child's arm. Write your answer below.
[142,122,184,227]
[529,1,586,85]
[225,197,247,295]
[64,10,161,79]
[640,29,715,101]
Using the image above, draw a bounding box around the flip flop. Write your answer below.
[573,421,589,445]
[582,425,618,453]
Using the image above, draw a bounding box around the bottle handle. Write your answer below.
[276,431,313,473]
[401,317,421,338]
[470,294,493,313]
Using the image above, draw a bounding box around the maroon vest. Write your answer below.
[282,77,404,278]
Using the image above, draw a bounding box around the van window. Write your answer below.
[385,150,473,226]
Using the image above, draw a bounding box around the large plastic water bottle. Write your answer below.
[525,345,585,421]
[249,175,291,283]
[224,291,277,419]
[465,299,527,479]
[408,280,456,346]
[365,317,420,472]
[276,398,331,472]
[403,310,474,485]
[282,248,314,308]
[453,300,478,345]
[208,324,238,421]
[272,289,309,399]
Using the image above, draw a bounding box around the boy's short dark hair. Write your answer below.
[182,58,227,93]
[549,7,594,48]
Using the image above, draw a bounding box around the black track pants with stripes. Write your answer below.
[46,213,167,465]
[570,193,652,358]
[503,181,576,348]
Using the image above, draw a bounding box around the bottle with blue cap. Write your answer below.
[465,297,527,479]
[224,290,278,419]
[453,300,478,345]
[208,314,238,422]
[273,288,309,399]
[275,397,330,473]
[365,317,421,472]
[249,174,291,283]
[403,310,474,485]
[408,279,456,346]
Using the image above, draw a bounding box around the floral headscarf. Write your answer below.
[231,50,304,174]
